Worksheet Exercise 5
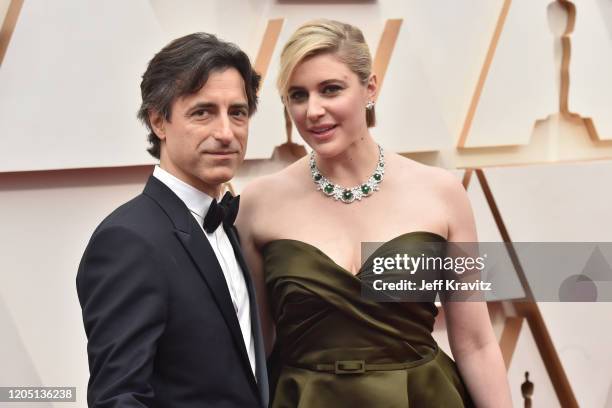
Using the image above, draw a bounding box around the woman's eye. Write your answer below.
[289,91,307,101]
[322,85,342,95]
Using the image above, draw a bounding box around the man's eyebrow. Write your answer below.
[187,102,217,112]
[229,102,249,110]
[187,101,248,111]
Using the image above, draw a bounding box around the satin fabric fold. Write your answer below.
[264,231,474,407]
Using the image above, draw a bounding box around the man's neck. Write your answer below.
[158,162,222,199]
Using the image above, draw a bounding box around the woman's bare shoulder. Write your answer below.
[237,158,308,244]
[389,153,474,239]
[240,157,309,212]
[390,153,465,194]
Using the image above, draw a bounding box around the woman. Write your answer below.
[237,19,512,407]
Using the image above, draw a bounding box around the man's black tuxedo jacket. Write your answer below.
[77,176,268,407]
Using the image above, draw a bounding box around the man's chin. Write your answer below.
[199,170,236,187]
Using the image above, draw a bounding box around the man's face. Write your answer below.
[152,67,249,197]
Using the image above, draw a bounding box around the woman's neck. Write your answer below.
[315,134,380,187]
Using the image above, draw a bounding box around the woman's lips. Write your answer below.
[308,124,338,141]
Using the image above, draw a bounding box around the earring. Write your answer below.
[366,100,375,110]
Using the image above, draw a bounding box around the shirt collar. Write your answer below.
[152,165,215,219]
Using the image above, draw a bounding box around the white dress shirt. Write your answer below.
[153,166,256,376]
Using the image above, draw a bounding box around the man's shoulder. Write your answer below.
[78,192,176,278]
[99,193,155,225]
[92,191,172,241]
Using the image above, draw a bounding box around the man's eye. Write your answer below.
[192,109,209,117]
[231,109,248,119]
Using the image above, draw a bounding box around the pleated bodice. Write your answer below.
[264,231,474,408]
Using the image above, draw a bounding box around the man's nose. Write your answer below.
[306,95,325,121]
[213,113,234,143]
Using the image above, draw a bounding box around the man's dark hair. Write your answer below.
[137,33,261,159]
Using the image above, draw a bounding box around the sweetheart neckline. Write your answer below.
[262,230,447,278]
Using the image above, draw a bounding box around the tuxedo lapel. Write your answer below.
[143,176,258,397]
[225,225,270,407]
[175,224,252,363]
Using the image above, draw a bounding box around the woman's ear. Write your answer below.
[366,73,378,102]
[148,110,166,141]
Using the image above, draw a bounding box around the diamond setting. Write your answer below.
[310,145,385,204]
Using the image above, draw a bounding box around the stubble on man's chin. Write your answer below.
[198,169,236,188]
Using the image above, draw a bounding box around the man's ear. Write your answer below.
[148,110,166,140]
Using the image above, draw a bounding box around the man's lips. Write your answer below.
[204,151,238,157]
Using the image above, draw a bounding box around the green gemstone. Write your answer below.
[324,184,334,194]
[310,161,316,169]
[342,190,354,201]
[361,184,371,195]
[314,173,322,181]
[373,173,382,181]
[380,162,384,167]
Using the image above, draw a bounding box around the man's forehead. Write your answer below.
[187,70,246,100]
[178,87,246,109]
[204,68,246,90]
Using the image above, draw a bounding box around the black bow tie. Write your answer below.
[203,191,240,233]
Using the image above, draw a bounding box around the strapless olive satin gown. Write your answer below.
[263,231,474,408]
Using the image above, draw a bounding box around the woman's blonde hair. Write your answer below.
[277,19,376,127]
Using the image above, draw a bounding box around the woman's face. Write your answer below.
[285,52,376,158]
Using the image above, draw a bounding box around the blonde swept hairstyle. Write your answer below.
[277,19,376,127]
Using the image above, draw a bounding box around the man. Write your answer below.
[76,33,268,407]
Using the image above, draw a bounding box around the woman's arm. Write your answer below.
[441,173,513,408]
[236,180,276,356]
